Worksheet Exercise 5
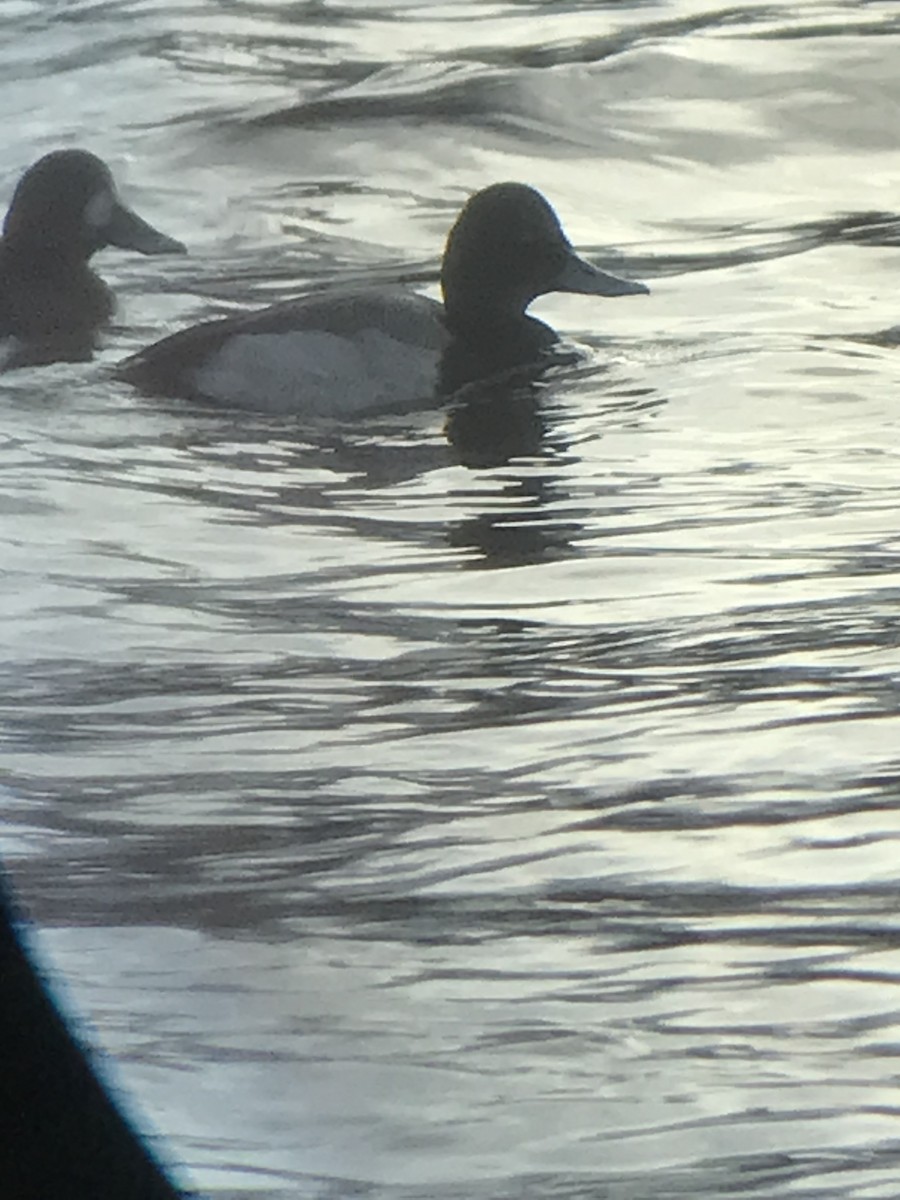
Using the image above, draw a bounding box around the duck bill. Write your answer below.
[104,201,186,256]
[553,249,648,297]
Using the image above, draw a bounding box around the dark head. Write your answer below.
[3,149,186,265]
[440,182,647,334]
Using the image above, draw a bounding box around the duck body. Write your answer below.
[0,239,117,369]
[123,287,450,416]
[118,182,647,415]
[0,149,185,371]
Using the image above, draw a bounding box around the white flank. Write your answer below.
[192,327,442,416]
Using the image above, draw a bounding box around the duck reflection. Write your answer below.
[445,363,662,568]
[444,370,582,567]
[448,473,585,568]
[445,374,551,470]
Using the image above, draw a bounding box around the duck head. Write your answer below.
[440,182,647,334]
[3,149,186,264]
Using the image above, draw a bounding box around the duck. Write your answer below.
[0,149,186,371]
[0,866,185,1198]
[117,182,648,415]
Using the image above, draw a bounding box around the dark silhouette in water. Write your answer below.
[0,867,185,1199]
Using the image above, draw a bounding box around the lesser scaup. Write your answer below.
[118,182,647,415]
[0,149,186,371]
[0,868,184,1198]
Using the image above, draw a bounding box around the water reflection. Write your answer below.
[6,0,900,1197]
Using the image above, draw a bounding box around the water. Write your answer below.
[3,1,900,1197]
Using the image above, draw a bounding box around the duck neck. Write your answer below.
[443,289,531,341]
[444,289,558,355]
[3,218,95,274]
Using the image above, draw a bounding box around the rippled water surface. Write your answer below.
[4,1,900,1197]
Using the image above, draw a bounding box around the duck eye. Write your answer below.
[520,238,565,269]
[84,189,114,230]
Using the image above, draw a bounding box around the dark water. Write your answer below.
[3,1,900,1197]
